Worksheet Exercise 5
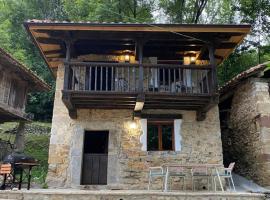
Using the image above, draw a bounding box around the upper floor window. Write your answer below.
[147,121,174,151]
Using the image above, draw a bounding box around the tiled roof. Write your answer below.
[0,47,51,91]
[219,61,270,94]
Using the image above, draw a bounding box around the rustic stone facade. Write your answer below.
[46,65,223,189]
[222,78,270,186]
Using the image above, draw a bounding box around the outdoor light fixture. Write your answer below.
[124,54,130,63]
[184,54,196,65]
[129,113,137,129]
[190,56,196,63]
[130,121,137,129]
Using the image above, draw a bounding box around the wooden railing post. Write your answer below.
[137,40,144,92]
[208,44,217,94]
[63,41,71,90]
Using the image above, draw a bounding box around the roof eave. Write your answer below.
[0,47,51,91]
[23,22,56,79]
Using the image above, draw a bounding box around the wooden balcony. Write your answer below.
[62,62,218,120]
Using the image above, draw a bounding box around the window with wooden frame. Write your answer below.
[147,121,174,151]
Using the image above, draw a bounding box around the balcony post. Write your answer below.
[137,40,144,92]
[63,40,71,90]
[62,40,77,119]
[208,44,217,94]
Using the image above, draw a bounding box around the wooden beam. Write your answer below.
[214,55,223,60]
[66,61,212,70]
[63,40,71,91]
[28,23,251,33]
[134,94,145,111]
[36,37,63,45]
[196,95,219,121]
[134,112,182,119]
[136,38,144,93]
[144,105,202,109]
[76,105,134,109]
[208,44,217,93]
[44,49,64,55]
[62,92,77,119]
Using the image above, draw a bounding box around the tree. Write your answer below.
[0,0,69,121]
[159,0,209,23]
[63,0,154,22]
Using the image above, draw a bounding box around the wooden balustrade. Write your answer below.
[143,64,211,94]
[64,62,213,95]
[66,62,140,92]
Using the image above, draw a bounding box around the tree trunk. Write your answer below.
[192,0,208,23]
[177,0,185,23]
[14,121,26,152]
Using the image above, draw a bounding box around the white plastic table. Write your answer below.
[163,164,224,192]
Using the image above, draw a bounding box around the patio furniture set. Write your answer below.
[0,152,39,190]
[148,163,236,192]
[0,162,38,190]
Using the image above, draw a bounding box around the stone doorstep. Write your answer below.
[0,199,17,200]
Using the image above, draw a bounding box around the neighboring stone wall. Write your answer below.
[46,64,223,189]
[223,78,270,186]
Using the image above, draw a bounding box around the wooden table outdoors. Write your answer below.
[14,162,39,190]
[163,164,224,192]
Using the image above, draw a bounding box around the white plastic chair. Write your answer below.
[213,162,236,192]
[148,167,166,190]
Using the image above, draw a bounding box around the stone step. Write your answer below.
[0,190,266,200]
[0,199,18,200]
[0,193,22,200]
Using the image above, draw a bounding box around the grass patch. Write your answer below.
[24,133,50,184]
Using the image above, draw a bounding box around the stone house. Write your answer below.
[24,20,250,189]
[219,62,270,187]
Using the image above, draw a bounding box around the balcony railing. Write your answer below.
[64,62,213,95]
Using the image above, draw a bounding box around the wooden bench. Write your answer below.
[0,164,11,175]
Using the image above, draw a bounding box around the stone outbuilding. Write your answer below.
[219,62,270,187]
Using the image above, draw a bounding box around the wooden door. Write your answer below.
[81,131,109,185]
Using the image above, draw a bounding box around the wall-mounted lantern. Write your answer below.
[184,53,197,65]
[190,56,196,64]
[123,50,132,63]
[124,54,130,63]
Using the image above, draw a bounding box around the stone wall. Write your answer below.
[223,78,270,186]
[46,65,223,189]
